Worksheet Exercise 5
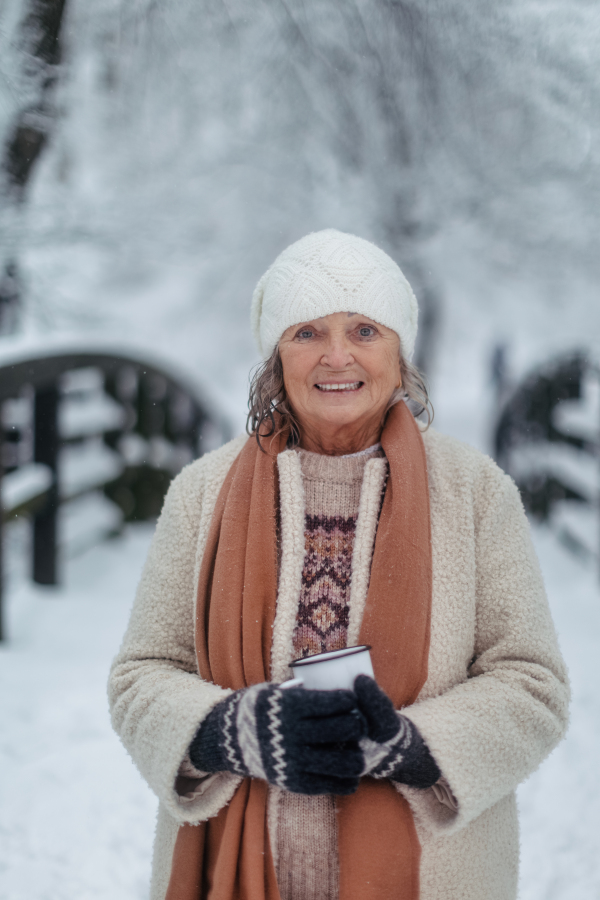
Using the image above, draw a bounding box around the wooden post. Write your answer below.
[597,365,600,584]
[0,427,4,640]
[33,383,59,585]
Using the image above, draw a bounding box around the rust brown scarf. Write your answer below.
[166,400,432,900]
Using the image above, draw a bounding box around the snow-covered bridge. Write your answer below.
[0,334,229,638]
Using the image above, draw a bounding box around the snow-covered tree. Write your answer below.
[0,0,68,332]
[1,0,599,416]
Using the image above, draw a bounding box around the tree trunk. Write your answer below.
[0,0,68,334]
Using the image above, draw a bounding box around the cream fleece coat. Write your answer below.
[108,427,569,900]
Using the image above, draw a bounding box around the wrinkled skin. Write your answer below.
[278,311,401,455]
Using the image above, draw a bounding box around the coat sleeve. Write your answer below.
[399,466,570,835]
[107,462,242,824]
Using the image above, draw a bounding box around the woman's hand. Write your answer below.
[353,675,441,788]
[189,683,365,795]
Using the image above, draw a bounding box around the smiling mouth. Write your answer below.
[315,382,363,392]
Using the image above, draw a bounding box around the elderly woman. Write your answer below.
[109,230,569,900]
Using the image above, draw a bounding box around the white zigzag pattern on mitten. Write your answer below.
[360,712,413,778]
[237,684,267,780]
[267,690,287,787]
[222,694,245,776]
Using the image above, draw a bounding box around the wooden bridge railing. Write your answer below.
[0,338,230,640]
[493,351,600,572]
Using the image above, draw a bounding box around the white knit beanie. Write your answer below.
[251,229,418,360]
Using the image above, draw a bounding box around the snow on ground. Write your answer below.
[0,503,598,899]
[0,525,157,900]
[517,527,600,900]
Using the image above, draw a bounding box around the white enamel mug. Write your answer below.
[281,645,374,691]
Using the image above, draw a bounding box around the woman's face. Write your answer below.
[278,312,401,446]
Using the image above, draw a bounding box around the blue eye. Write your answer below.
[359,326,374,337]
[297,329,314,339]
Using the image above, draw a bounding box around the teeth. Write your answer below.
[317,382,361,391]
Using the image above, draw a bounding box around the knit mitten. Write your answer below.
[189,683,365,795]
[354,675,441,788]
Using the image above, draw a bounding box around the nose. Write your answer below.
[321,333,354,369]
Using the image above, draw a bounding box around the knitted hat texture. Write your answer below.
[251,229,418,360]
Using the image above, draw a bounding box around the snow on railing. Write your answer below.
[494,352,600,573]
[1,463,53,513]
[0,335,230,640]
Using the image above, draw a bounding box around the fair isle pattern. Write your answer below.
[293,513,356,658]
[291,446,384,662]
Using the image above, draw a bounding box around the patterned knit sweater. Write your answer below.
[274,444,385,900]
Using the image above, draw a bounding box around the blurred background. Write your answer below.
[0,1,599,898]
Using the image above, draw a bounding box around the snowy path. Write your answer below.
[517,529,600,900]
[0,527,157,900]
[0,521,598,900]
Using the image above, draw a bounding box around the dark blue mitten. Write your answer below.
[190,683,365,795]
[354,675,441,788]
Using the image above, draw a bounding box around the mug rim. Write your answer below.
[291,644,372,667]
